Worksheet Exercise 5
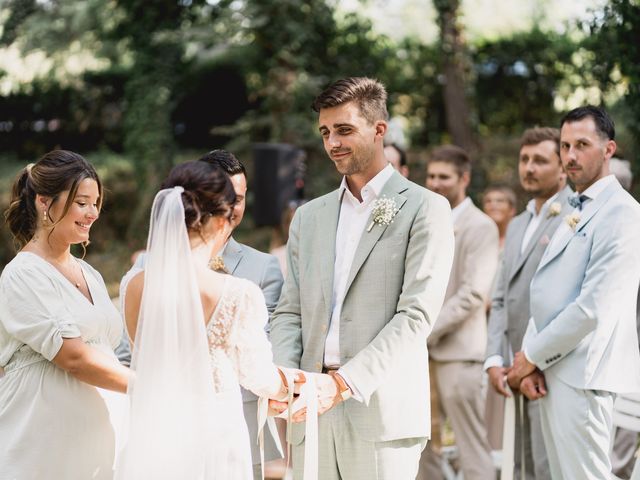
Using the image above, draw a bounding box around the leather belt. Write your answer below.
[322,365,339,373]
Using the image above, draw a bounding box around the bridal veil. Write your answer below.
[115,187,221,479]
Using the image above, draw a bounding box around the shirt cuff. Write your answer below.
[523,348,536,367]
[483,355,504,371]
[336,369,363,402]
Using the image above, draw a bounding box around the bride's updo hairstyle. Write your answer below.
[161,160,236,233]
[4,149,102,249]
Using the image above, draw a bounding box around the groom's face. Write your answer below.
[318,101,378,176]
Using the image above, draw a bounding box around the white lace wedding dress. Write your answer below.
[115,187,283,480]
[202,275,283,479]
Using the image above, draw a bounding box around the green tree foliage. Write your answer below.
[433,0,477,154]
[3,0,637,261]
[234,0,336,145]
[0,0,37,46]
[474,27,578,135]
[583,0,640,169]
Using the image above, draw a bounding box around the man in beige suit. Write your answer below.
[270,77,455,480]
[418,145,499,480]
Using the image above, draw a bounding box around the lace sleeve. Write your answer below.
[228,280,282,398]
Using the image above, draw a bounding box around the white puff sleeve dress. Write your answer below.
[0,252,123,480]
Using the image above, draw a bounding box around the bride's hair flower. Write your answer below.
[208,256,229,274]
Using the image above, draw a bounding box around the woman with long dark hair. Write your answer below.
[0,150,130,479]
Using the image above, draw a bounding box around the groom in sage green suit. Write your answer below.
[270,77,455,479]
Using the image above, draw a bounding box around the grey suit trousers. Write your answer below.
[513,397,551,480]
[293,401,426,480]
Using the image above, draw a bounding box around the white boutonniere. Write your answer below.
[547,202,562,218]
[564,212,580,231]
[367,196,399,232]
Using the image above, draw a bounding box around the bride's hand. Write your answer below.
[268,399,288,416]
[278,367,306,396]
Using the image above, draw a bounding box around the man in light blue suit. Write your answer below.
[509,106,640,479]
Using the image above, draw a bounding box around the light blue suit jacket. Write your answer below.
[524,178,640,393]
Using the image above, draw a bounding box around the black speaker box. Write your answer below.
[252,143,304,226]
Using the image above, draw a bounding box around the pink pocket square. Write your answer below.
[539,234,550,246]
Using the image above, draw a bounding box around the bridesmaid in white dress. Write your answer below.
[0,150,131,479]
[117,161,301,479]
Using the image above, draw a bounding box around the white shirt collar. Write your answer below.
[339,164,395,206]
[580,174,616,201]
[451,197,472,224]
[525,190,561,217]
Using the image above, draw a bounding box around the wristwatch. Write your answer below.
[330,372,352,401]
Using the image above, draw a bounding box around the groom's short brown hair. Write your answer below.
[312,77,388,124]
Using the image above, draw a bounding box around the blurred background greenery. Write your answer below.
[1,0,639,293]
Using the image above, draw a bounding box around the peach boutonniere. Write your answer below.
[564,213,580,231]
[547,202,562,218]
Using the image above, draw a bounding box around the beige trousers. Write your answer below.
[417,360,495,480]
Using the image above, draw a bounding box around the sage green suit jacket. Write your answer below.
[271,172,454,443]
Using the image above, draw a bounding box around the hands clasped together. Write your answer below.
[487,351,547,400]
[269,369,351,422]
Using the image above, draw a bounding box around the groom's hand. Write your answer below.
[315,373,338,415]
[315,372,351,415]
[314,373,339,414]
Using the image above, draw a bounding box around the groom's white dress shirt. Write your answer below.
[324,164,394,400]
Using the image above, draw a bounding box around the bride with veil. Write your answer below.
[115,160,300,479]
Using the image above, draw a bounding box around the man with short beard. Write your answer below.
[510,106,640,478]
[270,77,455,479]
[485,127,571,479]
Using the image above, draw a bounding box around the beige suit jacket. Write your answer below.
[271,172,455,442]
[428,201,499,362]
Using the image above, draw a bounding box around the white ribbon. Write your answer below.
[257,371,319,480]
[500,386,515,480]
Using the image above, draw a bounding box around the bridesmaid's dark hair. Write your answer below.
[4,150,103,249]
[161,160,236,233]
